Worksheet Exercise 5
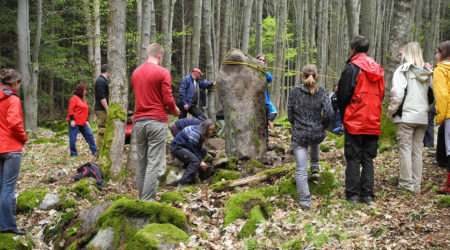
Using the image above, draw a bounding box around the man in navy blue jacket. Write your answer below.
[177,68,215,120]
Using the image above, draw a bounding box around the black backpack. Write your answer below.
[74,162,103,190]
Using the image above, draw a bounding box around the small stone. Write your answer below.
[39,194,60,210]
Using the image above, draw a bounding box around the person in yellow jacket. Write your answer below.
[432,40,450,194]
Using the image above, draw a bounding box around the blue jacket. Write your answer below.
[178,74,213,107]
[174,118,203,130]
[265,71,276,112]
[170,125,206,161]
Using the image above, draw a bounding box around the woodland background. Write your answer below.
[1,0,449,135]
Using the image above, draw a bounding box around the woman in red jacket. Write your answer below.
[0,69,27,235]
[67,84,97,156]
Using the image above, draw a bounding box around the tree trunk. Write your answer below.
[220,0,231,62]
[272,0,287,111]
[214,0,221,72]
[345,0,359,42]
[139,0,152,65]
[149,0,156,44]
[203,0,217,118]
[308,0,316,61]
[254,0,263,55]
[136,0,142,57]
[424,0,441,62]
[190,0,202,69]
[317,0,329,88]
[217,50,267,159]
[241,0,253,54]
[360,0,376,55]
[294,0,304,85]
[101,0,128,180]
[93,0,101,76]
[162,0,177,72]
[83,0,95,78]
[31,0,42,126]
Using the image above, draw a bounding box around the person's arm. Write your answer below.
[433,67,448,125]
[7,97,27,144]
[337,63,359,117]
[198,80,214,88]
[266,71,273,83]
[161,72,181,116]
[178,77,189,107]
[100,99,108,112]
[68,96,77,127]
[387,65,408,116]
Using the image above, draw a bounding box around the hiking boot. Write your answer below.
[1,228,25,235]
[437,185,450,195]
[361,196,373,205]
[347,196,358,205]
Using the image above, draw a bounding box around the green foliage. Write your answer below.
[335,135,345,149]
[61,198,77,210]
[211,169,240,184]
[73,178,98,200]
[437,196,450,208]
[134,223,189,250]
[0,233,34,250]
[273,114,291,128]
[320,144,331,152]
[17,188,48,214]
[309,171,335,196]
[160,191,186,204]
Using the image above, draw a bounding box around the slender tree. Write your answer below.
[221,0,231,62]
[345,0,359,42]
[241,0,253,54]
[254,0,263,55]
[360,0,376,56]
[190,0,202,69]
[272,0,287,110]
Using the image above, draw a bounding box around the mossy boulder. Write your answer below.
[0,233,34,250]
[61,197,77,210]
[242,159,265,174]
[310,171,335,196]
[211,169,240,184]
[279,178,298,200]
[73,178,99,200]
[209,180,234,192]
[17,188,48,214]
[133,223,189,249]
[437,196,450,208]
[160,191,186,204]
[92,198,188,249]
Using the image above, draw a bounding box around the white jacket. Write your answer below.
[388,63,433,125]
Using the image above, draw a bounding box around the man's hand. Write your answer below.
[200,161,208,172]
[184,104,189,111]
[70,120,76,128]
[173,107,181,117]
[86,121,90,128]
[202,106,206,111]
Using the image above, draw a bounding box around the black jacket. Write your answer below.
[94,75,109,111]
[337,54,361,117]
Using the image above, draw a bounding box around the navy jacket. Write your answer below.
[170,125,206,161]
[174,118,203,130]
[178,74,213,107]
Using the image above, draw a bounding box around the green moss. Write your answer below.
[243,159,265,172]
[43,211,76,242]
[61,198,77,210]
[211,169,240,184]
[378,137,394,153]
[219,153,226,158]
[320,144,331,152]
[309,171,335,196]
[73,178,98,200]
[256,186,278,198]
[181,187,197,194]
[59,187,69,199]
[379,104,397,149]
[159,166,173,186]
[32,138,64,144]
[209,180,234,191]
[247,240,259,250]
[437,196,450,208]
[227,162,238,170]
[160,191,186,204]
[99,102,127,181]
[275,200,288,208]
[223,190,267,229]
[17,188,48,214]
[319,161,331,171]
[326,131,339,141]
[273,114,291,128]
[199,231,208,239]
[335,135,345,149]
[203,154,214,164]
[278,178,298,200]
[257,165,295,176]
[0,233,34,250]
[238,205,266,239]
[134,223,189,250]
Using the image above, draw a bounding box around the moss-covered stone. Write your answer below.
[0,233,34,250]
[61,198,77,210]
[160,191,186,204]
[159,166,173,186]
[203,154,214,164]
[223,189,267,229]
[437,196,450,208]
[17,188,48,214]
[243,159,265,173]
[99,102,127,181]
[209,180,234,192]
[278,178,298,200]
[43,211,76,243]
[309,171,335,196]
[238,205,266,239]
[134,223,189,250]
[226,156,239,170]
[256,186,278,198]
[73,178,98,200]
[211,169,240,184]
[257,165,295,176]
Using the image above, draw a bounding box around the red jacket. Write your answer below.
[67,95,89,125]
[343,53,385,135]
[0,85,27,153]
[131,62,178,123]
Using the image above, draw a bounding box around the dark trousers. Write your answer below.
[423,109,435,148]
[68,122,97,156]
[177,103,205,120]
[171,146,201,185]
[344,131,379,198]
[436,120,447,167]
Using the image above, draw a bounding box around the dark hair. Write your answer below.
[200,119,216,141]
[101,64,108,73]
[350,35,370,53]
[0,69,22,87]
[74,84,87,96]
[437,41,450,61]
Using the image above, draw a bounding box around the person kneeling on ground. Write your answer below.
[170,117,204,138]
[170,120,216,186]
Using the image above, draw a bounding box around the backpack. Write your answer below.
[74,162,103,190]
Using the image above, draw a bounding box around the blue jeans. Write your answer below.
[293,144,319,207]
[0,152,22,231]
[68,122,97,156]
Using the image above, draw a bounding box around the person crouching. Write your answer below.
[170,120,216,187]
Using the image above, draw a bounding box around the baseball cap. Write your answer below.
[192,68,203,75]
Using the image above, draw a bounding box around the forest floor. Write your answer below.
[13,122,450,249]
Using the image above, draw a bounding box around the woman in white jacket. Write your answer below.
[388,42,433,193]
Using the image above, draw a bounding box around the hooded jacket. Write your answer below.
[67,94,89,126]
[433,60,450,125]
[287,84,333,148]
[388,63,433,125]
[178,74,213,107]
[338,53,385,135]
[0,85,27,153]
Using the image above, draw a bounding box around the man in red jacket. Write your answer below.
[337,36,385,205]
[131,43,180,201]
[0,69,27,235]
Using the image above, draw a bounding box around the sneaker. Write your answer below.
[361,196,373,205]
[347,196,358,205]
[1,228,26,235]
[299,204,311,210]
[437,185,450,194]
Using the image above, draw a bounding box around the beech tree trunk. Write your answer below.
[221,0,231,62]
[240,0,253,54]
[190,0,202,69]
[272,0,287,110]
[345,0,359,42]
[162,0,176,71]
[139,0,152,65]
[93,0,101,76]
[360,0,376,56]
[317,0,329,88]
[203,0,217,118]
[254,0,263,55]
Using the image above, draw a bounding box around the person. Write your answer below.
[94,64,109,150]
[177,68,215,120]
[131,43,180,201]
[432,40,450,194]
[67,84,97,157]
[170,118,204,138]
[387,42,433,193]
[329,84,343,135]
[288,64,333,210]
[423,62,436,148]
[256,54,278,141]
[0,69,27,235]
[337,35,385,205]
[170,120,216,186]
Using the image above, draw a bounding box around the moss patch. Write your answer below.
[320,144,331,152]
[335,135,344,149]
[380,105,397,150]
[0,233,34,250]
[273,114,291,128]
[160,191,186,204]
[181,187,197,194]
[309,171,335,196]
[203,154,214,164]
[73,178,99,200]
[159,166,174,186]
[32,138,64,145]
[257,165,295,176]
[17,188,48,214]
[209,180,234,192]
[238,205,266,239]
[437,196,450,208]
[61,198,77,210]
[223,190,268,230]
[211,169,240,184]
[279,178,298,200]
[43,211,76,243]
[243,159,265,173]
[134,223,189,249]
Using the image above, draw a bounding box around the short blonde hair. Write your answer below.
[401,42,424,68]
[146,43,164,58]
